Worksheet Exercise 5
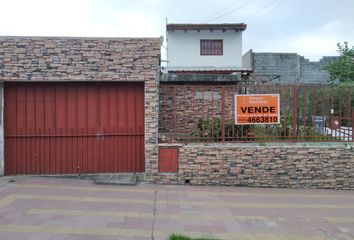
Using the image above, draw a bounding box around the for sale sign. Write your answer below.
[235,94,280,125]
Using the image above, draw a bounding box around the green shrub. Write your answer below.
[169,233,219,240]
[197,117,252,141]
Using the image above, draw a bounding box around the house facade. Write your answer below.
[156,23,354,190]
[165,23,248,76]
[0,29,352,191]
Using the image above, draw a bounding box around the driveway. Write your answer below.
[0,176,353,240]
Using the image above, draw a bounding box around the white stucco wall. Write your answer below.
[167,30,243,70]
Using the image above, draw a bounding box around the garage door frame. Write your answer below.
[3,81,145,175]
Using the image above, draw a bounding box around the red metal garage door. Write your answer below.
[4,82,145,175]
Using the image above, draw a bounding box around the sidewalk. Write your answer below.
[0,176,353,240]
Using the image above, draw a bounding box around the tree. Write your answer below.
[325,42,354,83]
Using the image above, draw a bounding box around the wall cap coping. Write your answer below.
[0,36,160,41]
[158,143,183,147]
[179,142,353,149]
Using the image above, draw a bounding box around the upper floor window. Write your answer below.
[200,39,223,56]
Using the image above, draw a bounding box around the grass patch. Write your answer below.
[169,233,219,240]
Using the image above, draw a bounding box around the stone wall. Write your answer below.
[0,36,160,81]
[0,36,161,176]
[244,51,338,84]
[151,143,354,190]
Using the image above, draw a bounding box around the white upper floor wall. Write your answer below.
[166,24,246,72]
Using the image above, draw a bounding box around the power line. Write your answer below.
[199,0,244,22]
[242,0,281,23]
[248,0,288,29]
[204,0,258,23]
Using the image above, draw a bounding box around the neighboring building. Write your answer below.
[242,50,339,84]
[164,23,250,80]
[162,23,249,82]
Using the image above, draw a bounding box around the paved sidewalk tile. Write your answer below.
[0,177,353,240]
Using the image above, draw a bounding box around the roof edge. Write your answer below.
[167,23,247,31]
[0,35,161,41]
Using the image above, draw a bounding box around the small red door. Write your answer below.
[4,82,145,175]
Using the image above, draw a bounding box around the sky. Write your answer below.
[0,0,353,61]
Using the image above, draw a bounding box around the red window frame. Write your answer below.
[200,39,223,56]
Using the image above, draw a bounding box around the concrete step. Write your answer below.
[15,173,145,186]
[93,174,141,186]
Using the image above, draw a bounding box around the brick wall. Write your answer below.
[0,36,161,176]
[151,143,354,190]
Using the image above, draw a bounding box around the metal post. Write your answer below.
[352,108,354,142]
[330,87,334,129]
[173,86,177,141]
[202,89,204,142]
[211,87,214,140]
[183,85,187,143]
[302,88,307,139]
[221,86,225,143]
[347,91,351,127]
[292,86,297,139]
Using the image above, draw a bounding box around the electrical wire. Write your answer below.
[248,0,288,29]
[204,0,258,23]
[199,0,244,22]
[241,0,281,23]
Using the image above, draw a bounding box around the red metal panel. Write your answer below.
[4,86,15,175]
[117,86,127,171]
[127,85,135,172]
[4,82,145,175]
[108,86,116,173]
[158,147,178,172]
[136,85,145,172]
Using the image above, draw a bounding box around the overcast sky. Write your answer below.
[1,0,353,61]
